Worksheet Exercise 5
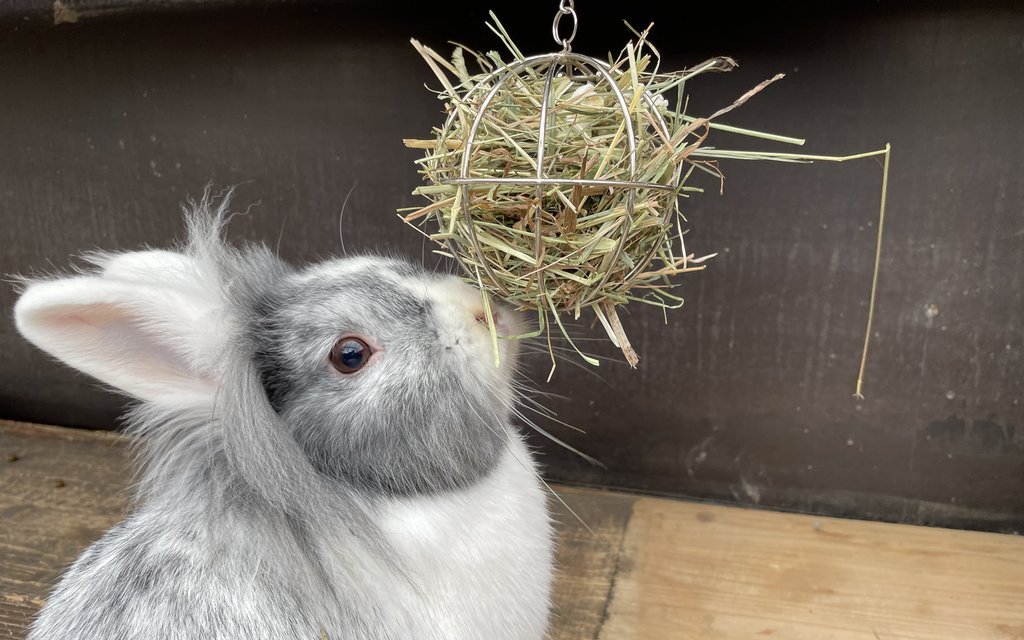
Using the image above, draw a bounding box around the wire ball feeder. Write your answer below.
[446,6,685,355]
[403,1,891,390]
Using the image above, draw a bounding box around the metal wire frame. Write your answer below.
[435,50,683,308]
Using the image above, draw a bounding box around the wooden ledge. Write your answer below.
[2,420,1022,639]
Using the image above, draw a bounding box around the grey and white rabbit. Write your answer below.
[14,194,554,639]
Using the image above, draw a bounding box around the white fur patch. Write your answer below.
[375,435,553,639]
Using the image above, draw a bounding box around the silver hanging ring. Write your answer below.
[552,6,578,53]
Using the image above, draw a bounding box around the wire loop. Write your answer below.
[551,2,578,53]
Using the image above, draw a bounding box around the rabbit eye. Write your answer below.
[329,337,372,374]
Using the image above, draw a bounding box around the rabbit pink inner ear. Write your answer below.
[15,278,219,407]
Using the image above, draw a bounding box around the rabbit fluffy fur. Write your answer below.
[14,196,553,639]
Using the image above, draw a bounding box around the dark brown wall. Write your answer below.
[1,1,1021,532]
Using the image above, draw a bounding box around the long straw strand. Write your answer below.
[854,143,891,398]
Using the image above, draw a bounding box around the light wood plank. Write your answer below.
[599,496,1024,640]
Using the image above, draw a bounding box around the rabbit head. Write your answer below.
[248,255,523,495]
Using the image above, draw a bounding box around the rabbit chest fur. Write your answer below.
[15,197,554,640]
[28,438,551,640]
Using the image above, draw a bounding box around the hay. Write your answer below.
[402,14,890,387]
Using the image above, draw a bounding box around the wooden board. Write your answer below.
[597,497,1024,639]
[1,1,1023,531]
[0,422,128,637]
[1,420,1022,639]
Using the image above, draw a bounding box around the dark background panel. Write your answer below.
[0,1,1021,531]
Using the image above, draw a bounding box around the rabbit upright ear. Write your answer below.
[15,255,224,407]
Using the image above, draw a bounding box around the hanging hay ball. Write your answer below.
[402,15,782,368]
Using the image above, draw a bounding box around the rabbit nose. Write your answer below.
[473,306,519,337]
[472,308,500,332]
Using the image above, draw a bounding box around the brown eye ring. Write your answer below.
[329,337,373,374]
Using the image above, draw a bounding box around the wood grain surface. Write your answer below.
[599,498,1024,639]
[0,422,128,638]
[2,420,1022,639]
